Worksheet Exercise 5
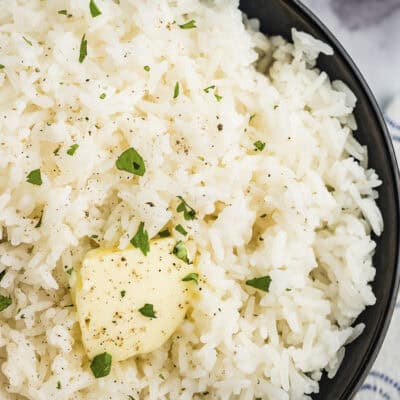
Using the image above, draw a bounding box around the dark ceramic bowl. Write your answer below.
[239,0,400,399]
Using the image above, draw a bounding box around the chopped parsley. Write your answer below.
[176,196,196,220]
[89,0,102,17]
[173,241,190,264]
[120,290,126,298]
[249,114,256,122]
[139,303,156,318]
[0,270,6,282]
[79,34,88,63]
[35,211,43,228]
[0,64,5,69]
[128,397,135,400]
[175,224,187,236]
[159,373,165,380]
[66,144,79,156]
[26,169,42,185]
[158,229,170,238]
[23,36,32,46]
[254,140,266,152]
[245,276,272,292]
[116,147,146,176]
[53,145,61,156]
[204,86,222,101]
[90,352,112,378]
[179,19,196,29]
[182,272,198,284]
[203,85,215,93]
[144,65,151,72]
[173,81,180,99]
[58,9,68,15]
[214,93,223,102]
[99,92,106,99]
[66,267,74,276]
[56,381,62,390]
[130,222,150,256]
[285,288,292,292]
[0,295,12,312]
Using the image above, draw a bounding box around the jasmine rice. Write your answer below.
[0,1,383,399]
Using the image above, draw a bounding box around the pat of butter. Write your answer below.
[75,238,195,361]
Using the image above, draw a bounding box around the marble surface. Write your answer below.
[301,1,400,398]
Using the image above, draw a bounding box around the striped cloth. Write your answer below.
[355,96,400,399]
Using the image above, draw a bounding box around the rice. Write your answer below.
[0,0,383,399]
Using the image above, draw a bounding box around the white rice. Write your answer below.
[0,1,383,399]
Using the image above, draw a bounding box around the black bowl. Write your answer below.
[238,0,400,399]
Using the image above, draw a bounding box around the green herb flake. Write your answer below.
[90,352,112,378]
[116,147,146,176]
[0,270,6,282]
[139,303,156,318]
[176,196,196,220]
[260,213,267,218]
[285,288,292,292]
[179,19,196,29]
[254,140,266,152]
[182,272,198,284]
[79,34,88,63]
[120,290,126,298]
[66,267,74,276]
[203,85,215,93]
[214,93,223,102]
[0,64,5,69]
[175,224,187,236]
[144,65,151,72]
[23,36,33,46]
[173,81,180,99]
[197,156,205,161]
[158,229,171,238]
[91,234,98,239]
[35,211,43,228]
[66,144,79,156]
[159,373,165,380]
[58,9,68,15]
[245,276,272,292]
[249,114,256,122]
[89,0,102,17]
[26,169,42,185]
[99,92,106,99]
[128,397,135,400]
[0,295,12,312]
[56,381,62,390]
[130,222,150,256]
[173,241,190,264]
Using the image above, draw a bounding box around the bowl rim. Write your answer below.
[286,0,400,397]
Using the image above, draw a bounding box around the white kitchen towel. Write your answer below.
[355,96,400,399]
